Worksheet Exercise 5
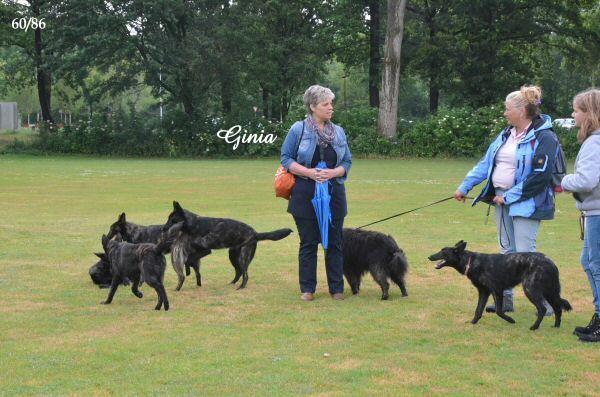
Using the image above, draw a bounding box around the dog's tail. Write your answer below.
[390,250,409,277]
[256,228,293,242]
[136,244,158,259]
[155,237,174,255]
[561,298,573,311]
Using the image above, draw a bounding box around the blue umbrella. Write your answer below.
[311,160,333,250]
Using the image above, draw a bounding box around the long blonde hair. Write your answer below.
[506,85,542,119]
[573,88,600,143]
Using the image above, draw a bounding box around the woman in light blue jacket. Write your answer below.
[454,85,558,314]
[562,88,600,342]
[280,85,352,302]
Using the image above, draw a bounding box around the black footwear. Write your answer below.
[578,318,600,342]
[574,313,600,336]
[485,295,514,313]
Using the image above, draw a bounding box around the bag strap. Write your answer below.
[295,121,305,155]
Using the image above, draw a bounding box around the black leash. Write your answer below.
[356,195,473,229]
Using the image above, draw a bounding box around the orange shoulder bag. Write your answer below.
[275,121,305,199]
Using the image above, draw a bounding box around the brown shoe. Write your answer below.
[300,292,314,301]
[331,293,344,301]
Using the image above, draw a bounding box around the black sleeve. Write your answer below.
[520,130,558,201]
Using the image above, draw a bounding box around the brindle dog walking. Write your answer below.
[163,201,292,290]
[428,240,572,330]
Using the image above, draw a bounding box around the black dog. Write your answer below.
[428,240,572,330]
[100,232,172,311]
[163,201,293,290]
[342,228,408,300]
[89,253,115,288]
[107,212,208,289]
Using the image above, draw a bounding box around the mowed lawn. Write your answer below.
[0,155,598,396]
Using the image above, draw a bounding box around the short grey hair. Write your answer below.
[303,85,335,115]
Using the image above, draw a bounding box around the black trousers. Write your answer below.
[293,216,344,294]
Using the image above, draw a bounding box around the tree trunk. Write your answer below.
[378,0,408,138]
[429,77,439,113]
[33,1,53,123]
[262,87,269,119]
[368,0,381,108]
[221,79,232,115]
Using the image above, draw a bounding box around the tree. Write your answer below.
[378,0,407,138]
[404,0,451,113]
[1,0,56,123]
[244,0,335,121]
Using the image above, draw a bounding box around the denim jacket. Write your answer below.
[280,119,352,184]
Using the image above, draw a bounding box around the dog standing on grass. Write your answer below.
[428,240,571,330]
[342,228,408,300]
[163,201,293,290]
[107,212,208,290]
[100,231,173,311]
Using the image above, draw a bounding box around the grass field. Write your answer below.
[0,154,598,396]
[0,128,38,149]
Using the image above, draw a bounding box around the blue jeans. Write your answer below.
[581,215,600,315]
[293,216,344,294]
[495,188,541,298]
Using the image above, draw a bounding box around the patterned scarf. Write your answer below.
[307,115,336,148]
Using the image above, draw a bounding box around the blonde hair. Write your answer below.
[506,85,543,119]
[573,88,600,143]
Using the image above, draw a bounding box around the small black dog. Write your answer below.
[428,240,572,330]
[100,232,172,311]
[342,228,408,300]
[163,201,293,290]
[106,212,207,288]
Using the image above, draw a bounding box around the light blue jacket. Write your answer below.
[280,119,352,184]
[458,114,558,220]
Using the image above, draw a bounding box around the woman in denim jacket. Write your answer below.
[562,88,600,342]
[280,85,352,302]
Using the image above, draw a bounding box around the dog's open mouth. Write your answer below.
[435,260,446,269]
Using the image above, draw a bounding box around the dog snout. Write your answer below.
[428,253,440,261]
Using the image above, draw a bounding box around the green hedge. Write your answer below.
[3,105,580,158]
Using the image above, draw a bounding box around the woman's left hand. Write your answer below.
[492,195,505,205]
[317,168,336,182]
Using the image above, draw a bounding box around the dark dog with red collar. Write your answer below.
[428,240,572,330]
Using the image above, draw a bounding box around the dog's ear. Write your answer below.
[94,252,108,261]
[173,201,183,212]
[101,234,109,251]
[454,240,467,252]
[118,212,126,224]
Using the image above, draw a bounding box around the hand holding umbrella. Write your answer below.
[312,161,333,251]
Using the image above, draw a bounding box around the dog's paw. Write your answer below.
[134,291,143,298]
[100,300,110,305]
[529,325,539,331]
